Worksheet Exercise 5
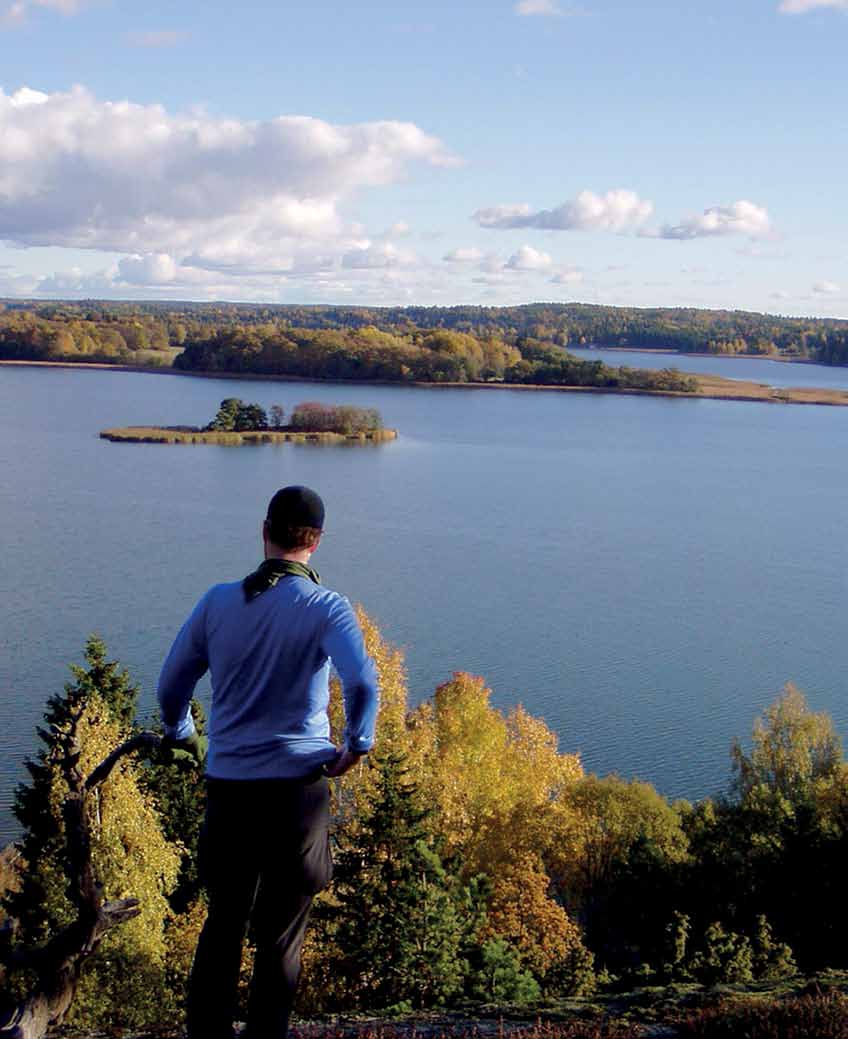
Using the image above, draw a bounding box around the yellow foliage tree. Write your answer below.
[554,774,689,912]
[485,852,587,981]
[58,697,181,1025]
[731,682,842,805]
[408,672,583,873]
[327,606,415,825]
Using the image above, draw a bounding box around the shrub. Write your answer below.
[681,991,848,1038]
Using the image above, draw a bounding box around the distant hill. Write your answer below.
[2,299,848,367]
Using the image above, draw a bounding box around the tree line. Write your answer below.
[206,398,383,435]
[2,624,847,1031]
[2,300,848,367]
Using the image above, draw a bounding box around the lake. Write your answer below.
[2,357,848,843]
[569,347,848,390]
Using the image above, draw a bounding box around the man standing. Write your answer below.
[157,485,379,1039]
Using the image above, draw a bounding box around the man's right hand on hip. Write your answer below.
[323,746,366,778]
[162,731,208,768]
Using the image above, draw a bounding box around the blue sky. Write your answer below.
[0,0,846,315]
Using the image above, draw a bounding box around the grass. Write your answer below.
[680,988,848,1038]
[99,426,397,444]
[692,373,848,406]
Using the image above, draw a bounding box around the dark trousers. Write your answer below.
[187,775,333,1039]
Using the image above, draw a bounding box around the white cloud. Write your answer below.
[0,85,454,277]
[443,246,484,263]
[550,266,584,285]
[655,200,772,240]
[2,0,83,25]
[474,189,653,232]
[505,245,552,271]
[812,280,842,295]
[118,253,179,285]
[778,0,848,13]
[341,242,417,270]
[515,0,562,15]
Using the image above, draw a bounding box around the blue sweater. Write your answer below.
[157,574,379,780]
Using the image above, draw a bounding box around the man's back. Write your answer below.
[159,572,378,780]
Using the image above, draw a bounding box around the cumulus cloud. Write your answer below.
[342,242,417,269]
[443,246,484,263]
[655,200,771,240]
[505,245,552,271]
[778,0,848,13]
[813,280,842,295]
[473,189,653,233]
[0,85,454,276]
[118,253,180,285]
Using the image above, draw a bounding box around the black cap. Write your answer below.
[266,485,325,531]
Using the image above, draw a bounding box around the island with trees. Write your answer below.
[100,398,397,444]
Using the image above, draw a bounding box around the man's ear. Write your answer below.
[262,519,270,543]
[309,532,322,553]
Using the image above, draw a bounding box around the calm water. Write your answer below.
[570,347,848,389]
[2,362,848,843]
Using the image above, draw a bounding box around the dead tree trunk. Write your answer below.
[0,729,161,1039]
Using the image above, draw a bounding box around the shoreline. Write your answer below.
[4,358,848,407]
[100,425,397,444]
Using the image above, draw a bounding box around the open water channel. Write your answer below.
[2,354,848,843]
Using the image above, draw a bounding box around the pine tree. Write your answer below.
[469,939,540,1004]
[328,745,468,1009]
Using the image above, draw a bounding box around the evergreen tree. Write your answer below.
[207,397,242,431]
[468,939,540,1004]
[329,745,469,1009]
[689,922,754,985]
[752,914,796,980]
[234,402,267,431]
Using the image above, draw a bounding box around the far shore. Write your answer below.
[3,358,848,407]
[574,345,819,365]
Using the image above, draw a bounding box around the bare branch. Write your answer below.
[0,730,163,1039]
[84,731,162,790]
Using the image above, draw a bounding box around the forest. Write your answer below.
[2,300,848,373]
[2,622,847,1037]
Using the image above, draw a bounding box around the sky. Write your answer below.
[0,0,846,316]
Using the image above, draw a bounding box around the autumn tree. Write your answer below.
[731,682,842,805]
[408,672,583,875]
[4,639,184,1029]
[484,852,594,995]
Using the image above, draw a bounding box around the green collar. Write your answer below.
[242,558,321,602]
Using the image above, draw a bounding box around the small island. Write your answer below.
[100,398,397,444]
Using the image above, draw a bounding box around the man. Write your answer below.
[157,485,379,1039]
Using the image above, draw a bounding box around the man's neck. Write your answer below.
[265,548,312,565]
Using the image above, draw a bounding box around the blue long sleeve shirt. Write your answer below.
[157,574,379,780]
